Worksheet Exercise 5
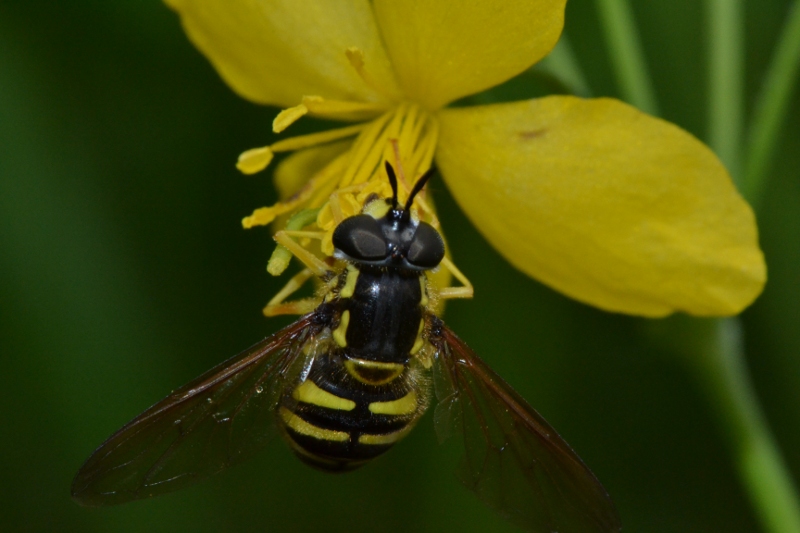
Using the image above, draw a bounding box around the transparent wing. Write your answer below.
[72,314,326,506]
[428,318,622,533]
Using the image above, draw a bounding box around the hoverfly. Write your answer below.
[72,161,621,532]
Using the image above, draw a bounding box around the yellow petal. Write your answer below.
[436,97,766,317]
[165,0,400,107]
[373,0,565,110]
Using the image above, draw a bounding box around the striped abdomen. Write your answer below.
[278,351,429,472]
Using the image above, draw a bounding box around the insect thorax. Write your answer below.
[328,263,429,364]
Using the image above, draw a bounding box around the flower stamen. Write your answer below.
[241,150,349,229]
[273,96,390,134]
[246,102,441,273]
[337,108,397,188]
[273,104,308,133]
[345,47,401,102]
[237,147,274,175]
[301,96,387,122]
[236,123,366,175]
[270,124,366,153]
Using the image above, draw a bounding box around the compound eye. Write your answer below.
[332,215,388,261]
[407,222,445,269]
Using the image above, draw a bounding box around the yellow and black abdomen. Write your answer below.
[277,263,431,471]
[278,351,429,472]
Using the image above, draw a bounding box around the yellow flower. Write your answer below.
[165,0,765,317]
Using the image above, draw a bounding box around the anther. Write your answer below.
[273,104,308,133]
[237,146,274,175]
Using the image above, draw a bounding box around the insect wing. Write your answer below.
[72,315,324,506]
[430,321,621,533]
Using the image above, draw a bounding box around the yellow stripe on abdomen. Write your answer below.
[279,407,349,442]
[292,380,356,411]
[344,358,404,385]
[358,426,413,445]
[368,391,418,415]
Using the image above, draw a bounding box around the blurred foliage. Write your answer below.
[1,0,798,531]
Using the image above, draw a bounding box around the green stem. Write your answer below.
[707,0,745,181]
[594,0,659,114]
[743,0,800,208]
[704,3,800,530]
[591,1,800,528]
[686,319,800,533]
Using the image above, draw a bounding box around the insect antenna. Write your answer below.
[384,161,399,209]
[403,168,436,214]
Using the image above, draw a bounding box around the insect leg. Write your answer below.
[262,268,318,317]
[273,230,331,278]
[267,229,338,314]
[438,256,474,300]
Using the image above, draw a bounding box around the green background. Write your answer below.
[1,0,798,531]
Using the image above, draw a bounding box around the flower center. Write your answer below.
[238,101,439,274]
